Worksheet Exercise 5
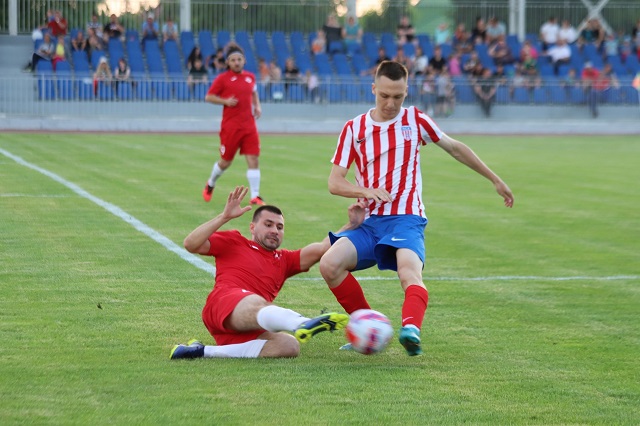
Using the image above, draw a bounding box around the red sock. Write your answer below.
[401,285,429,329]
[330,273,370,314]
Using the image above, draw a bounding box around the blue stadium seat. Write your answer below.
[621,86,639,104]
[198,30,216,59]
[181,31,195,63]
[235,31,252,51]
[512,87,531,103]
[257,82,270,101]
[145,41,164,75]
[533,87,549,104]
[329,41,345,54]
[332,54,353,76]
[126,30,139,42]
[254,31,272,62]
[625,55,639,74]
[496,85,510,103]
[359,76,375,103]
[285,83,306,102]
[56,77,74,100]
[380,32,395,46]
[549,85,568,103]
[76,74,94,100]
[362,32,378,61]
[314,53,333,76]
[71,50,90,73]
[153,80,173,100]
[402,43,416,58]
[96,81,114,101]
[417,34,433,58]
[344,79,363,103]
[164,40,183,74]
[193,82,208,101]
[116,81,133,100]
[126,40,145,76]
[568,86,585,104]
[217,30,231,50]
[135,79,152,100]
[37,75,55,100]
[90,50,107,70]
[270,82,285,101]
[351,53,369,75]
[290,31,306,54]
[174,80,191,101]
[326,82,343,103]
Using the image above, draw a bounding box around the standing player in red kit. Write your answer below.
[170,186,365,359]
[319,61,514,356]
[202,44,265,205]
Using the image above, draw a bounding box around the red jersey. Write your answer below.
[207,69,257,127]
[332,106,443,218]
[47,18,68,37]
[206,230,304,302]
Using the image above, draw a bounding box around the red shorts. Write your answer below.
[219,123,260,162]
[201,287,265,345]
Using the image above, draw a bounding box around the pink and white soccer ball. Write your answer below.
[345,309,394,355]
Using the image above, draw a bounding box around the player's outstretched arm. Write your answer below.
[298,200,366,271]
[436,133,514,208]
[184,186,253,254]
[328,164,392,203]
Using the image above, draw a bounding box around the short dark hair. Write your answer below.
[252,205,283,222]
[375,60,408,81]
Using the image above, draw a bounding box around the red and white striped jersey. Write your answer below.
[331,106,443,218]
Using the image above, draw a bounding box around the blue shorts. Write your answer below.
[329,214,428,272]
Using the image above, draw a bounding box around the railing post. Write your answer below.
[180,0,191,32]
[9,0,18,35]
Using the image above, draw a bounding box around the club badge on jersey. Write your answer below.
[401,126,412,141]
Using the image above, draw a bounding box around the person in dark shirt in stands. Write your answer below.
[188,58,209,94]
[103,14,125,43]
[322,13,344,54]
[428,46,447,74]
[397,16,416,45]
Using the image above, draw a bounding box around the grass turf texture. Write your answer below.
[0,132,638,424]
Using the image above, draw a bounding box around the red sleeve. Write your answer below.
[207,73,224,96]
[206,230,242,256]
[282,249,305,277]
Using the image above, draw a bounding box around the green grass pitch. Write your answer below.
[0,132,638,424]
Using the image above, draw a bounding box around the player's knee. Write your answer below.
[266,333,300,358]
[319,253,341,283]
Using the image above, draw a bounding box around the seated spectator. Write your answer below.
[486,17,506,45]
[619,36,633,61]
[52,34,67,70]
[428,46,447,74]
[600,63,619,89]
[558,19,578,45]
[397,15,416,45]
[539,16,559,52]
[434,68,455,117]
[25,32,54,72]
[257,57,270,82]
[162,17,179,43]
[473,68,496,117]
[492,63,508,86]
[603,33,619,58]
[519,39,539,62]
[452,23,472,54]
[113,58,131,94]
[561,68,580,89]
[71,30,90,54]
[322,13,344,53]
[462,50,480,74]
[269,60,282,82]
[283,57,301,92]
[187,46,203,70]
[394,46,413,75]
[469,62,486,83]
[208,48,226,73]
[434,22,450,46]
[311,30,326,55]
[578,19,604,51]
[303,70,320,103]
[546,38,571,74]
[448,52,462,77]
[412,45,428,77]
[47,10,68,37]
[470,16,487,45]
[87,14,103,40]
[187,58,208,93]
[93,56,112,95]
[519,49,538,77]
[87,27,103,53]
[488,35,514,66]
[141,14,160,45]
[342,16,362,52]
[364,47,391,75]
[103,14,125,43]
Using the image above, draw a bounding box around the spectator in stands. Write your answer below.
[187,58,208,94]
[283,57,301,94]
[47,10,68,37]
[462,50,480,74]
[397,16,416,45]
[25,32,54,72]
[603,32,619,58]
[113,58,131,95]
[488,35,514,66]
[93,56,112,96]
[453,23,472,54]
[71,30,90,54]
[546,38,571,74]
[486,17,506,45]
[470,17,487,45]
[619,36,633,61]
[257,57,270,82]
[601,63,620,89]
[322,13,344,54]
[510,68,528,96]
[519,39,539,62]
[473,68,496,117]
[303,70,320,103]
[419,72,436,116]
[187,46,203,71]
[87,14,103,40]
[103,14,125,43]
[342,16,362,53]
[519,47,538,77]
[434,22,450,46]
[209,48,226,73]
[311,30,326,55]
[412,45,428,77]
[394,46,413,75]
[561,68,580,90]
[539,16,559,52]
[581,61,606,117]
[364,46,391,75]
[469,62,486,83]
[269,60,282,82]
[428,46,447,74]
[448,52,462,77]
[578,19,604,51]
[52,34,67,70]
[163,17,179,43]
[142,14,160,45]
[87,27,103,53]
[558,19,578,45]
[435,68,455,117]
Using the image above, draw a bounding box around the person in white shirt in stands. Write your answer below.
[558,19,578,44]
[546,38,571,75]
[539,16,559,52]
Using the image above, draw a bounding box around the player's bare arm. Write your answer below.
[436,133,514,208]
[184,186,253,254]
[252,91,262,119]
[328,164,393,203]
[299,200,366,270]
[205,93,238,107]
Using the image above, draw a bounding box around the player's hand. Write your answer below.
[366,188,393,203]
[253,105,262,119]
[495,181,514,208]
[222,186,252,220]
[347,200,367,228]
[226,96,238,107]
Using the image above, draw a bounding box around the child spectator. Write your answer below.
[187,58,208,94]
[187,46,203,71]
[52,34,67,70]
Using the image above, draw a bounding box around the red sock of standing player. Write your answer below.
[330,272,371,314]
[401,285,429,329]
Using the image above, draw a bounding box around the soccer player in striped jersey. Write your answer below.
[319,60,514,356]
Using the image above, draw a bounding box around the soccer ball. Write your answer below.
[345,309,394,355]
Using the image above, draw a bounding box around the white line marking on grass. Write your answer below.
[2,147,637,284]
[1,193,72,197]
[0,148,216,276]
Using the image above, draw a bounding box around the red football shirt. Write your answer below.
[207,69,257,126]
[206,230,304,302]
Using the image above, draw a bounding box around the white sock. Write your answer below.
[256,305,309,333]
[246,168,261,199]
[207,162,224,188]
[203,340,267,358]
